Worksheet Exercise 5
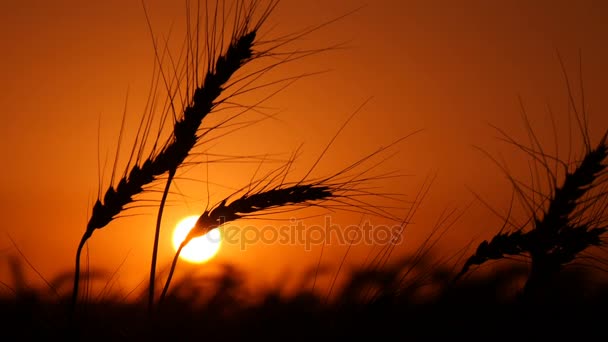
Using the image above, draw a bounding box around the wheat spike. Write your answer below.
[457,131,607,287]
[72,7,261,318]
[159,182,335,302]
[187,184,332,242]
[534,131,608,237]
[85,31,257,235]
[456,230,526,280]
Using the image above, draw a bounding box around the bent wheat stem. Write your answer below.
[148,168,175,311]
[159,183,334,304]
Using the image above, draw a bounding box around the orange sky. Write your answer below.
[1,0,607,300]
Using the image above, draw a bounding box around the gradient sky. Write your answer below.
[1,0,607,299]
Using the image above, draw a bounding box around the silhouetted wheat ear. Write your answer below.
[534,130,607,237]
[159,183,335,303]
[186,184,332,242]
[71,26,258,319]
[457,130,607,281]
[86,31,256,235]
[527,130,607,268]
[456,230,526,280]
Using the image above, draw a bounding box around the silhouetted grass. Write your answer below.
[1,256,606,340]
[71,0,372,317]
[457,55,608,301]
[6,0,606,340]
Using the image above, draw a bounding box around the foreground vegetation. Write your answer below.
[1,259,607,340]
[2,0,607,340]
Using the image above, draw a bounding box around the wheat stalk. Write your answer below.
[456,53,608,298]
[157,123,418,303]
[522,131,607,295]
[71,1,270,317]
[159,182,334,303]
[457,131,607,294]
[145,9,265,310]
[72,0,385,323]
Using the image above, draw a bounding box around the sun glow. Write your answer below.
[172,215,222,263]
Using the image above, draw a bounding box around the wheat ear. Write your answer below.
[522,130,607,295]
[159,183,334,303]
[146,29,259,310]
[71,21,258,318]
[457,131,607,285]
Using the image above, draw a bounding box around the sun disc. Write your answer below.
[172,215,222,263]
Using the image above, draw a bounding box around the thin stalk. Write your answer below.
[159,241,186,305]
[70,231,91,322]
[148,168,176,311]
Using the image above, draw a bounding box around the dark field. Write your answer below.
[2,259,607,340]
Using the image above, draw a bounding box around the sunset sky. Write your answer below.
[1,0,607,299]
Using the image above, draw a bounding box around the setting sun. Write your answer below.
[172,215,222,264]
